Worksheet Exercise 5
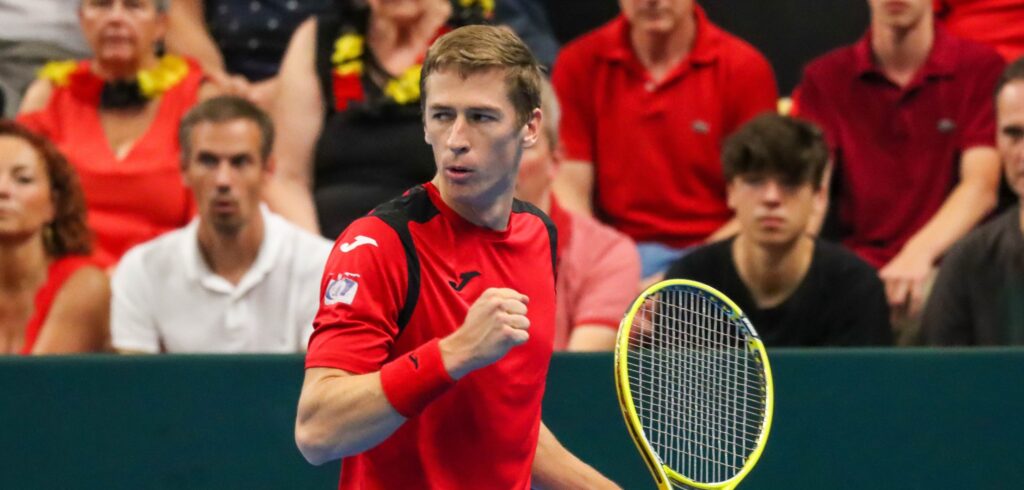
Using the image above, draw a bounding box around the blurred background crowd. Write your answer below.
[2,0,1023,355]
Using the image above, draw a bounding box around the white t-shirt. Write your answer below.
[111,208,331,353]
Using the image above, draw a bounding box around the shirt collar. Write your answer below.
[602,4,720,66]
[854,25,957,79]
[182,205,281,294]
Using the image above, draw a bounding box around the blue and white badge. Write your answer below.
[324,273,360,306]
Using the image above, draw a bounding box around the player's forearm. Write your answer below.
[295,370,404,465]
[532,423,620,490]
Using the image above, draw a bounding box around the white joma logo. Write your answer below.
[339,235,379,253]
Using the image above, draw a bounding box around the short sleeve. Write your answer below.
[305,216,409,373]
[552,43,596,164]
[958,49,1004,150]
[570,223,641,329]
[110,248,161,353]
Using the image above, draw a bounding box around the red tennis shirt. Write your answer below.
[306,183,558,489]
[935,0,1024,61]
[793,27,1004,268]
[553,7,777,247]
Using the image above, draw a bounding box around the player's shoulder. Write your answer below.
[511,198,557,237]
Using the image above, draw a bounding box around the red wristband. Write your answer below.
[379,338,456,418]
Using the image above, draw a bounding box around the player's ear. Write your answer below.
[521,108,542,148]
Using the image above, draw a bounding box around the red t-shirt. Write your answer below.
[19,255,98,355]
[935,0,1024,61]
[553,7,777,247]
[306,183,557,489]
[793,27,1004,268]
[18,59,201,268]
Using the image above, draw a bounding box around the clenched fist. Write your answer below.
[439,288,530,380]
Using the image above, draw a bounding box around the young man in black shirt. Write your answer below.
[665,114,892,346]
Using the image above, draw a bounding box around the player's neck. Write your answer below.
[433,178,514,231]
[196,213,265,286]
[871,16,934,87]
[630,18,695,83]
[732,234,814,309]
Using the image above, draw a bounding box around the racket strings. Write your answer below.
[626,287,768,485]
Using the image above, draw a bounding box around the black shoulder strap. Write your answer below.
[512,198,559,284]
[369,186,439,333]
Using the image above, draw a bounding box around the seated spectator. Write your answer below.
[111,96,331,354]
[514,80,640,351]
[0,0,91,118]
[935,0,1024,62]
[665,114,892,347]
[551,0,777,281]
[922,58,1024,345]
[793,0,1004,336]
[0,120,109,355]
[17,0,215,268]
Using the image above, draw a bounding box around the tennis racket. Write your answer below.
[614,279,774,490]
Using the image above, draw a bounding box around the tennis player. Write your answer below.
[295,25,618,489]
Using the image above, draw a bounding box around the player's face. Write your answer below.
[619,0,693,36]
[868,0,930,31]
[424,67,540,212]
[727,173,822,248]
[79,0,166,68]
[514,127,556,206]
[183,119,269,236]
[998,80,1024,198]
[0,136,55,241]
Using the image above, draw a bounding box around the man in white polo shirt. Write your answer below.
[111,95,331,353]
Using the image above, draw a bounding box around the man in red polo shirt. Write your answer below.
[551,0,777,281]
[793,0,1005,336]
[294,26,618,489]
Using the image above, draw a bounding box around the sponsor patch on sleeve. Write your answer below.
[324,272,361,306]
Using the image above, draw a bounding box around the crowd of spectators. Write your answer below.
[1,0,1022,354]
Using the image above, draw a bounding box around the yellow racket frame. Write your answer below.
[614,279,775,490]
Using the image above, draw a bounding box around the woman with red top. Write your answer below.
[267,0,492,238]
[0,121,110,355]
[16,0,214,267]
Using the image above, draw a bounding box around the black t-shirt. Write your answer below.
[922,206,1024,345]
[665,237,892,347]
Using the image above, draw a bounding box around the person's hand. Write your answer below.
[879,249,936,321]
[439,288,530,380]
[207,70,253,98]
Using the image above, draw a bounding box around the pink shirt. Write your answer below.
[550,199,640,350]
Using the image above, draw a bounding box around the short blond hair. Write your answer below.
[421,25,543,126]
